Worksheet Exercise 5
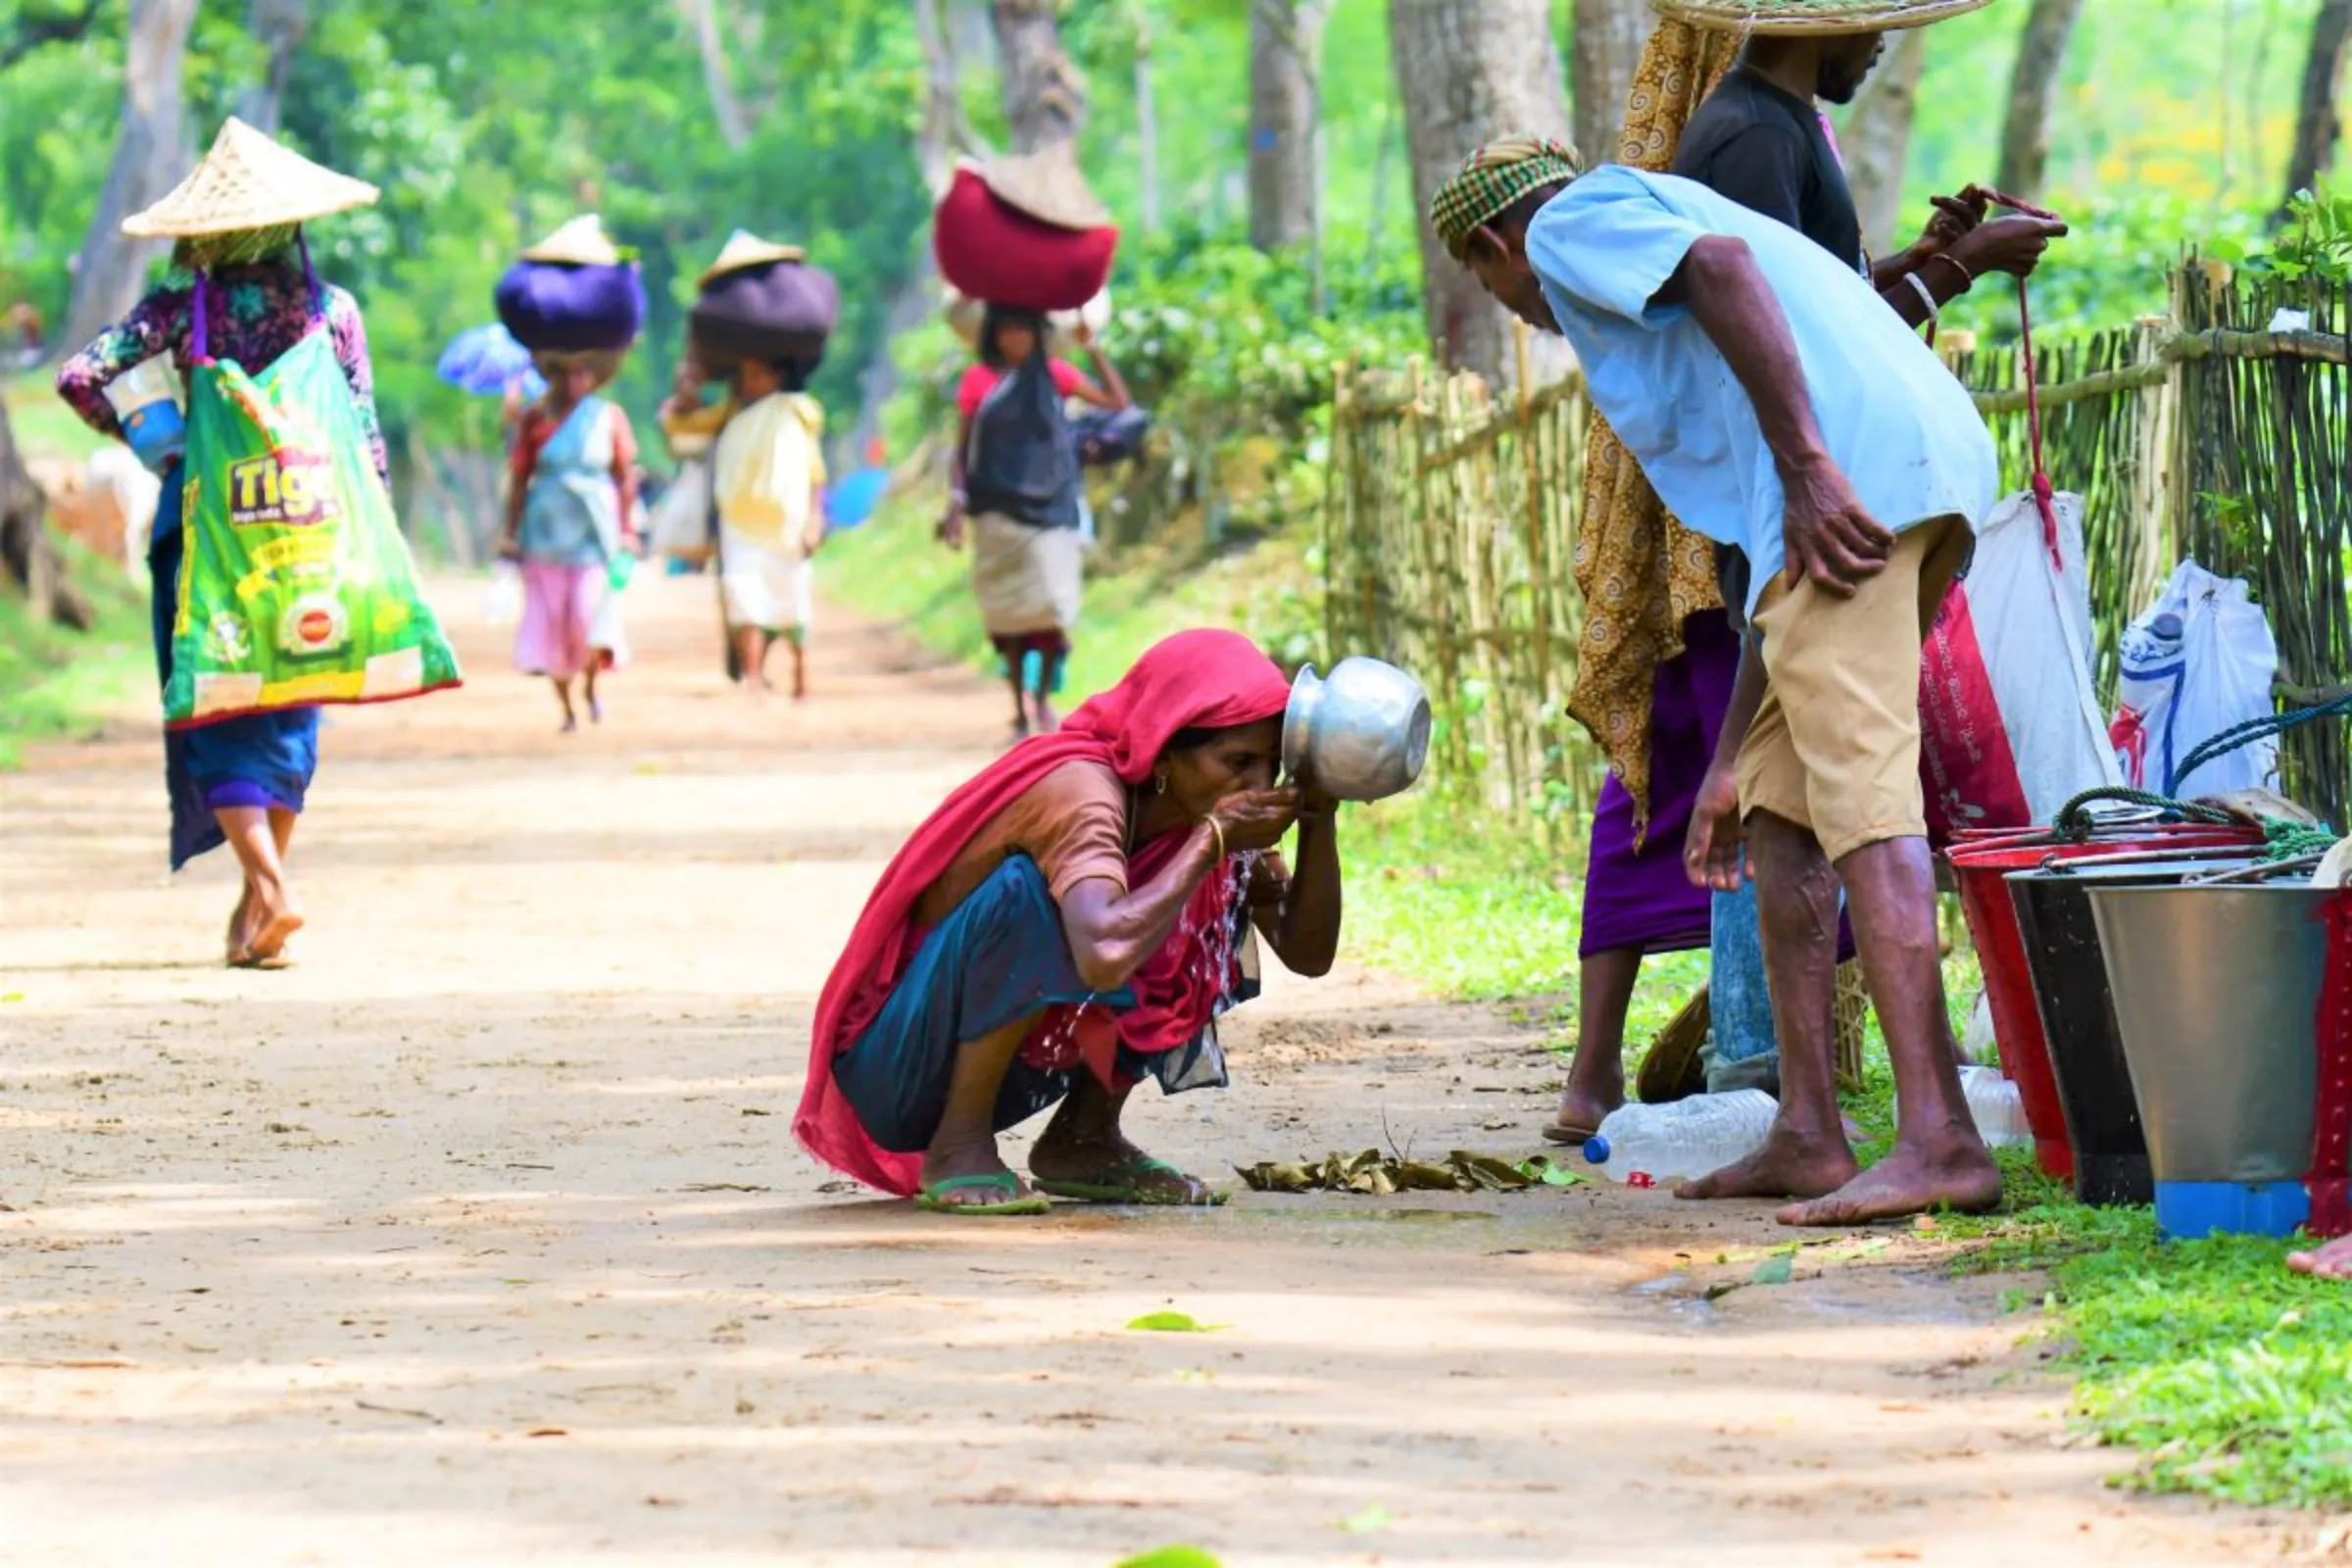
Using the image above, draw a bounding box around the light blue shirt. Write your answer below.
[1527,166,1997,616]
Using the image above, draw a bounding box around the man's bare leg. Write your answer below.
[551,675,577,733]
[1779,835,1999,1225]
[1680,808,1855,1200]
[1553,946,1640,1137]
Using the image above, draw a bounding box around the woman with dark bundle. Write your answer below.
[500,349,639,732]
[940,306,1129,737]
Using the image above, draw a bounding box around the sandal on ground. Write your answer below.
[1030,1155,1228,1207]
[913,1172,1052,1216]
[1541,1119,1599,1147]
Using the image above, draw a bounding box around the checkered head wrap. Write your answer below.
[1429,135,1584,261]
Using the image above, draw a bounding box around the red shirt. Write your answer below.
[955,357,1087,421]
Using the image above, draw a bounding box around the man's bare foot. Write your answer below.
[1030,695,1059,735]
[1775,1140,2001,1227]
[2286,1233,2352,1279]
[919,1136,1037,1209]
[1677,1121,1858,1201]
[559,710,578,734]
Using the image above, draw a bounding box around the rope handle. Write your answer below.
[1974,185,2066,564]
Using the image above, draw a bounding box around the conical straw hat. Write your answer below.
[520,215,623,268]
[1649,0,1992,32]
[698,229,807,288]
[970,145,1110,231]
[122,117,378,239]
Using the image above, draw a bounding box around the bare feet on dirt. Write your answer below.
[1677,1121,1859,1202]
[1775,1140,2002,1227]
[242,877,305,964]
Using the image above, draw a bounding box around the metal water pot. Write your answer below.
[1282,658,1431,803]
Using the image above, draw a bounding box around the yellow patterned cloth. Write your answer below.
[1568,20,1741,837]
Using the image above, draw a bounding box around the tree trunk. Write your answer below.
[1840,25,1925,254]
[1569,0,1649,165]
[237,0,308,133]
[64,0,199,354]
[1390,0,1576,387]
[0,407,96,632]
[853,0,990,459]
[1993,0,2087,203]
[1133,5,1160,236]
[1248,0,1329,252]
[678,0,751,151]
[990,0,1085,154]
[2279,0,2352,218]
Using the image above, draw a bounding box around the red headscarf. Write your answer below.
[795,628,1294,1195]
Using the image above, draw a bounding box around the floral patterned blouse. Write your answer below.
[55,264,390,487]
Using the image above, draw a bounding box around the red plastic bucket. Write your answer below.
[1947,825,2263,1179]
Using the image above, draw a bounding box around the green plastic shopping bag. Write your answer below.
[166,328,461,727]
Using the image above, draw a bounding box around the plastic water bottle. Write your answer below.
[1582,1089,1780,1187]
[1887,1065,2034,1149]
[1958,1064,2034,1149]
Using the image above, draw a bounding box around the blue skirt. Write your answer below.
[149,466,320,871]
[831,856,1232,1154]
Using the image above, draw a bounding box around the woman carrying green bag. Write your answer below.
[57,119,459,967]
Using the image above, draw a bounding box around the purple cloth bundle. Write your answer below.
[689,261,840,373]
[496,260,646,353]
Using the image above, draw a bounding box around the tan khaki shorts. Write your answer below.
[1736,515,1970,864]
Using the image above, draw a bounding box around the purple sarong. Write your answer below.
[1580,612,1740,959]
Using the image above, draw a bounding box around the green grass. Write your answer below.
[4,373,105,466]
[1924,1179,2352,1510]
[0,541,148,769]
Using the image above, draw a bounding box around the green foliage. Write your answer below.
[0,539,148,771]
[2237,186,2352,283]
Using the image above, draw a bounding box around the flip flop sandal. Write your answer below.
[1030,1155,1229,1207]
[1541,1119,1600,1147]
[913,1172,1053,1217]
[227,952,294,971]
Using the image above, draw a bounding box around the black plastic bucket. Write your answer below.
[2006,855,2258,1206]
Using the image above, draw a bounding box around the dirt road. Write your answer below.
[0,573,2290,1565]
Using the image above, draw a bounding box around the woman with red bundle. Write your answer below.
[795,629,1344,1214]
[939,306,1130,738]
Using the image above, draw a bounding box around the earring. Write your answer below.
[1153,771,1168,796]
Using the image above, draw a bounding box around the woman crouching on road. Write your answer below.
[794,629,1342,1214]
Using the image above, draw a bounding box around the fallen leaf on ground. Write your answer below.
[1113,1546,1224,1568]
[1236,1148,1579,1196]
[525,1427,566,1438]
[1336,1503,1392,1534]
[1126,1311,1225,1334]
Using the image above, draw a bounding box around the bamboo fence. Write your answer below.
[1327,269,2352,829]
